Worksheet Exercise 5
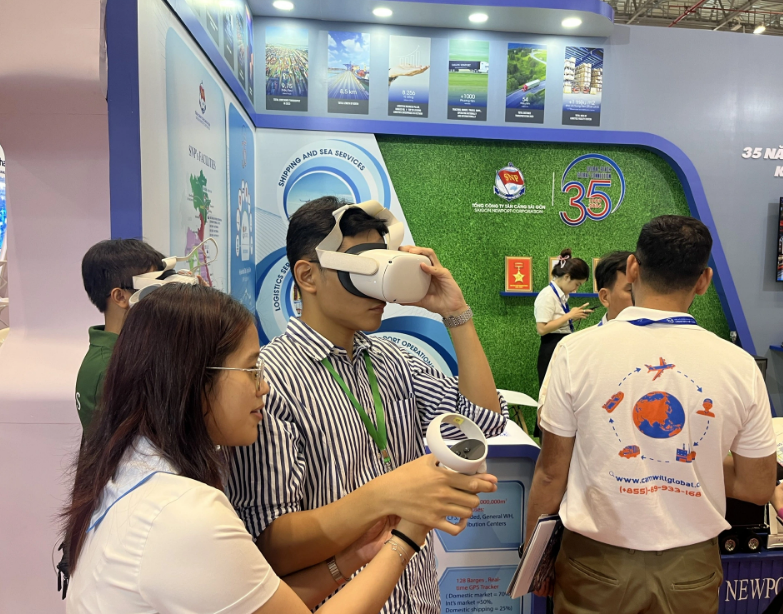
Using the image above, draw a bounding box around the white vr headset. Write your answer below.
[314,200,431,304]
[426,413,488,475]
[128,238,217,306]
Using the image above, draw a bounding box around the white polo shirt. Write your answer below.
[67,441,280,614]
[534,283,571,334]
[540,306,775,551]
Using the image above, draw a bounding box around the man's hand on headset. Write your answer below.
[398,246,469,318]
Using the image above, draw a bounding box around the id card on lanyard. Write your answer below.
[321,353,392,470]
[550,282,574,333]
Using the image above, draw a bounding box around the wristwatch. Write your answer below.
[327,556,348,585]
[442,306,473,328]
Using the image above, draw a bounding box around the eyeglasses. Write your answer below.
[206,356,266,392]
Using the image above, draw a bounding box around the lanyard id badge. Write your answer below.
[550,282,574,333]
[627,316,698,327]
[321,353,392,468]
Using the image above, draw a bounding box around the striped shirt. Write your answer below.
[228,317,508,614]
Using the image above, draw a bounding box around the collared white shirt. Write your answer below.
[534,283,572,334]
[228,318,508,614]
[540,306,775,551]
[67,440,280,614]
[597,313,608,327]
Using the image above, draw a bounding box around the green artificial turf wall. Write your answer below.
[376,135,730,424]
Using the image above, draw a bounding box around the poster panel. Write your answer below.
[165,29,228,291]
[266,27,309,111]
[327,31,370,115]
[222,9,235,70]
[388,35,431,118]
[245,6,254,103]
[235,6,247,90]
[228,103,255,310]
[447,39,489,121]
[505,43,546,124]
[562,47,603,126]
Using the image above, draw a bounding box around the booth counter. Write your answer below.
[431,421,541,614]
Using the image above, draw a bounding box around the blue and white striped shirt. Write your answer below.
[228,317,508,614]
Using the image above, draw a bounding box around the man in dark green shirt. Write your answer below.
[76,239,164,430]
[75,326,118,429]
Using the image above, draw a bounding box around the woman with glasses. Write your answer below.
[63,284,476,613]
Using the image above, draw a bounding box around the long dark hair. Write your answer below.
[551,248,589,280]
[62,284,255,571]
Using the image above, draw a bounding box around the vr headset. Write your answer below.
[129,238,217,306]
[314,200,431,304]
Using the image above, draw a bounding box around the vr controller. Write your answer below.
[426,413,488,475]
[315,200,431,304]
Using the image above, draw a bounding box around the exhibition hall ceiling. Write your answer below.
[247,0,615,36]
[248,0,783,37]
[608,0,783,36]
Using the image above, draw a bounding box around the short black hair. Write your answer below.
[595,251,632,291]
[635,215,712,293]
[82,239,165,312]
[551,248,590,281]
[286,196,389,270]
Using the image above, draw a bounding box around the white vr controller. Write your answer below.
[426,413,488,475]
[129,238,217,306]
[315,200,431,304]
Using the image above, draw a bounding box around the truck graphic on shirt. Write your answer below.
[619,445,640,459]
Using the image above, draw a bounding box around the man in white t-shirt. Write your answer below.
[527,215,776,614]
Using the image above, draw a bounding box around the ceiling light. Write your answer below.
[753,24,766,34]
[272,0,294,10]
[562,17,582,28]
[373,7,393,17]
[469,13,488,23]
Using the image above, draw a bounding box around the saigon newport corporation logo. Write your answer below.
[494,163,525,201]
[199,81,207,114]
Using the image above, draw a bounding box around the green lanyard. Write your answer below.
[321,353,391,466]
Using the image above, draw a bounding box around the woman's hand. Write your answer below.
[568,303,593,321]
[335,516,399,574]
[394,515,470,549]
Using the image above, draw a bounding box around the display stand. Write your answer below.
[430,421,542,614]
[720,550,783,613]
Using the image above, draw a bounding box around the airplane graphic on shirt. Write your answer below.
[645,357,675,381]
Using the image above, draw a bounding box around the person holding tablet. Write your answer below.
[63,284,488,614]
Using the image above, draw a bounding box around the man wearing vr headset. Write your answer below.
[228,196,507,614]
[76,239,165,430]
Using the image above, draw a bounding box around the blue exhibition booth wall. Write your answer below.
[105,1,783,612]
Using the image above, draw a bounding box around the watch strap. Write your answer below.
[326,556,347,584]
[442,306,473,329]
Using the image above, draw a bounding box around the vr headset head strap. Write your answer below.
[314,200,403,275]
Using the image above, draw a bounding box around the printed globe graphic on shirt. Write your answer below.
[632,391,685,439]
